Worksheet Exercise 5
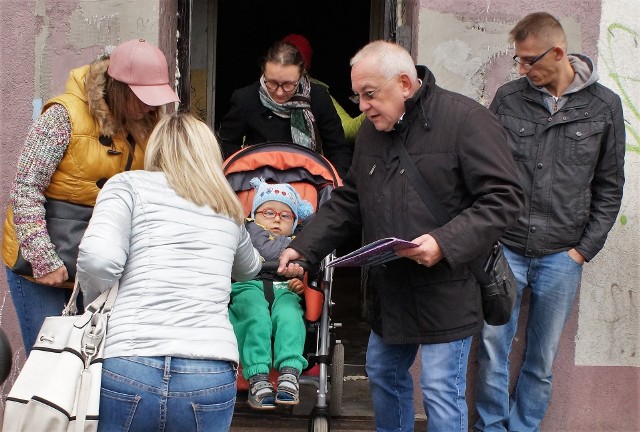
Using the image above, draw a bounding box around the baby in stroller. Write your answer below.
[229,177,314,410]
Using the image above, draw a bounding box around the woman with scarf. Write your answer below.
[217,40,352,178]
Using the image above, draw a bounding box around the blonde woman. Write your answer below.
[76,113,261,431]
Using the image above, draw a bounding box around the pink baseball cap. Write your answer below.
[107,39,180,106]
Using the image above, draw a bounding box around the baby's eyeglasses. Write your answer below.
[255,209,294,221]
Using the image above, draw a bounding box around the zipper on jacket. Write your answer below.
[369,164,376,175]
[400,169,408,211]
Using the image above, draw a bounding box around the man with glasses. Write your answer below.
[475,12,625,432]
[278,40,524,431]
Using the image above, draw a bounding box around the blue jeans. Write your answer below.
[475,246,583,432]
[5,267,83,355]
[366,330,472,432]
[98,356,237,432]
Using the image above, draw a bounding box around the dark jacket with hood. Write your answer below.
[490,54,625,262]
[289,66,524,343]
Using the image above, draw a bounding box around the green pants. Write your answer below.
[229,279,308,380]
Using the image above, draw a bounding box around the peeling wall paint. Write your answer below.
[416,10,581,105]
[576,0,640,367]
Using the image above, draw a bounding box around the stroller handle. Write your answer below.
[261,260,316,274]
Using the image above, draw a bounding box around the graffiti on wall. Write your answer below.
[600,23,640,153]
[576,0,640,368]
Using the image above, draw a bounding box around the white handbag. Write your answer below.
[3,281,118,432]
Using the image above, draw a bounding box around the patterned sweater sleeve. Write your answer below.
[10,104,72,277]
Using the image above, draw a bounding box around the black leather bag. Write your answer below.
[478,242,518,325]
[10,199,93,281]
[394,139,518,326]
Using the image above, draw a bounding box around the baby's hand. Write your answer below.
[288,278,305,295]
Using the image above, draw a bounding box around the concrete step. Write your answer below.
[231,368,374,431]
[231,369,427,431]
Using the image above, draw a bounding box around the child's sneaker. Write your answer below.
[275,367,300,405]
[248,373,276,410]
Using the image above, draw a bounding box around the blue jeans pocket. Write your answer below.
[564,251,584,266]
[193,396,236,432]
[99,387,140,432]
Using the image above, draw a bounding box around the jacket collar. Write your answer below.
[521,79,591,111]
[397,65,434,132]
[83,57,119,137]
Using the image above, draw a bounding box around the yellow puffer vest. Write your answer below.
[2,65,144,273]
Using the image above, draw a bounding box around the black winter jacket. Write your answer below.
[491,76,625,261]
[290,66,524,344]
[217,81,352,178]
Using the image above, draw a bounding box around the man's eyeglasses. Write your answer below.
[263,76,299,93]
[349,74,400,104]
[255,208,294,221]
[513,46,555,70]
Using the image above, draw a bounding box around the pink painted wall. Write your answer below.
[0,0,40,380]
[420,0,601,58]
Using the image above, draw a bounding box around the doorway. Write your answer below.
[212,0,375,129]
[188,0,386,126]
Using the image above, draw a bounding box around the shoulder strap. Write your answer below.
[394,140,451,226]
[394,140,488,282]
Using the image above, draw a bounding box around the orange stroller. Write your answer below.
[223,142,345,431]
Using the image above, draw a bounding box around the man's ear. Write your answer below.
[399,73,414,98]
[552,46,565,61]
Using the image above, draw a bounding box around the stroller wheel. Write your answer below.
[310,416,329,432]
[329,342,345,417]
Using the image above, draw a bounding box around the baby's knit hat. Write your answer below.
[250,177,314,231]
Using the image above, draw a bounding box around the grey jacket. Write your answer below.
[77,171,261,362]
[491,55,625,261]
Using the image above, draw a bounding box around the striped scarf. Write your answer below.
[259,75,319,151]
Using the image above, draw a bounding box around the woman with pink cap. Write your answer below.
[1,39,179,356]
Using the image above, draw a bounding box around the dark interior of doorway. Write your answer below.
[215,0,372,366]
[214,0,371,129]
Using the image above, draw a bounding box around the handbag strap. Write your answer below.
[70,281,118,432]
[63,278,119,316]
[393,138,489,282]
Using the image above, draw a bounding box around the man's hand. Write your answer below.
[567,248,585,265]
[288,278,305,295]
[278,248,306,277]
[35,265,69,287]
[395,234,444,267]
